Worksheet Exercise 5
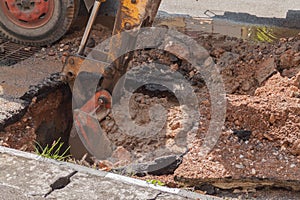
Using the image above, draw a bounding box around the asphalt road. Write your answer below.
[0,147,216,200]
[160,0,300,18]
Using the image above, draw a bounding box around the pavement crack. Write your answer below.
[147,192,162,200]
[44,171,77,198]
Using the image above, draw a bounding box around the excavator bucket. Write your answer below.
[73,110,113,160]
[73,89,113,160]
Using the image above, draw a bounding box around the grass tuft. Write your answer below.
[146,179,165,186]
[34,138,71,161]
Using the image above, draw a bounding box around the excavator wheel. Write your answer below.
[0,0,80,46]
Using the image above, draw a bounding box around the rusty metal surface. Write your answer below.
[112,0,162,34]
[100,0,162,91]
[0,0,54,28]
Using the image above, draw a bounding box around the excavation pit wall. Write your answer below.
[0,76,73,154]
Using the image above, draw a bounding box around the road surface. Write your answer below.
[160,0,300,18]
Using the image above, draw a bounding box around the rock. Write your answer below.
[275,45,286,54]
[292,41,300,51]
[290,140,300,156]
[170,122,181,130]
[263,133,273,141]
[232,189,243,194]
[62,52,69,57]
[233,130,252,141]
[63,45,70,51]
[294,73,300,88]
[217,52,240,69]
[24,47,31,51]
[280,50,296,69]
[170,63,179,71]
[0,46,4,54]
[241,80,251,91]
[112,153,186,176]
[235,164,245,169]
[196,184,217,195]
[61,56,67,64]
[0,85,3,95]
[48,50,56,56]
[86,37,96,48]
[111,146,132,163]
[189,70,195,78]
[169,54,178,62]
[211,47,225,58]
[290,164,296,168]
[269,113,276,124]
[282,66,300,78]
[255,57,277,84]
[97,160,113,171]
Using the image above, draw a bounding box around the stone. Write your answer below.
[0,46,5,54]
[0,85,3,95]
[235,164,245,169]
[233,130,252,141]
[48,50,56,56]
[113,153,185,176]
[241,80,251,91]
[294,73,300,87]
[255,57,277,84]
[196,184,216,195]
[280,50,295,69]
[170,122,181,130]
[111,146,132,163]
[86,37,96,48]
[275,45,286,55]
[269,113,276,124]
[291,140,300,156]
[170,63,179,71]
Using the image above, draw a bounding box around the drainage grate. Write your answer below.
[0,36,39,66]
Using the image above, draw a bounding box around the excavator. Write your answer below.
[0,0,163,159]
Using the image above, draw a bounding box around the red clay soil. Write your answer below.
[1,18,300,196]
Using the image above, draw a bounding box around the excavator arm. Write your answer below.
[83,0,97,11]
[62,0,162,158]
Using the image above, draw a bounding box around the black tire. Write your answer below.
[0,0,80,46]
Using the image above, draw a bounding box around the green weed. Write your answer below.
[34,138,71,161]
[146,179,165,186]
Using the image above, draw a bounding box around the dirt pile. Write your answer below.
[169,33,300,193]
[82,31,300,195]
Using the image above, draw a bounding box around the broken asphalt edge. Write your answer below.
[0,146,221,200]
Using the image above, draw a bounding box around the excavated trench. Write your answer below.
[1,16,300,199]
[0,74,73,153]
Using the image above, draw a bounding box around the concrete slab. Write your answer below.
[0,146,219,200]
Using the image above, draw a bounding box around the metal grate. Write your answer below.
[0,36,39,66]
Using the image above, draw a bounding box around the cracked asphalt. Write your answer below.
[0,147,216,200]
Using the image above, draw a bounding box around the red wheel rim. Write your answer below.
[0,0,55,29]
